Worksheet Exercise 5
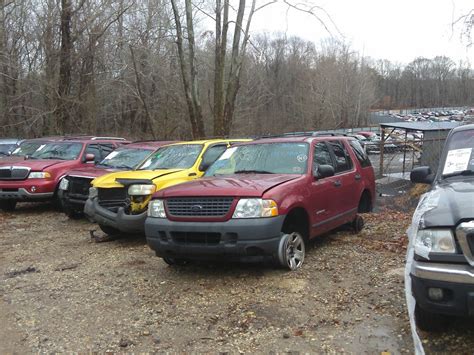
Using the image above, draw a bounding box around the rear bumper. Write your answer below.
[84,197,146,233]
[145,215,286,261]
[411,260,474,317]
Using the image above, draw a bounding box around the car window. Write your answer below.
[201,145,227,168]
[328,140,353,173]
[349,140,371,168]
[312,142,334,175]
[85,144,102,163]
[99,144,115,160]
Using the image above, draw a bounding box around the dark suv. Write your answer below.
[409,123,474,331]
[145,135,375,270]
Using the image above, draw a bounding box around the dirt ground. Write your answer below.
[1,202,473,353]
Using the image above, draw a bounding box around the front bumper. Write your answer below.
[411,260,474,317]
[58,190,87,212]
[84,197,147,234]
[0,182,55,200]
[145,215,286,261]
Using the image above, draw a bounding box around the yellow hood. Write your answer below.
[91,169,185,188]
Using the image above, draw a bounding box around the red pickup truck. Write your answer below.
[145,135,375,270]
[59,141,175,218]
[0,136,127,211]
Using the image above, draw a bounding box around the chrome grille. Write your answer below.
[166,197,234,217]
[456,221,474,267]
[0,166,30,180]
[98,188,127,209]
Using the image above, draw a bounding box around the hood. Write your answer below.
[160,174,301,198]
[92,169,184,188]
[0,159,71,171]
[422,179,474,227]
[67,166,119,179]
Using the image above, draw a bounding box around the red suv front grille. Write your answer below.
[0,167,30,180]
[166,197,234,217]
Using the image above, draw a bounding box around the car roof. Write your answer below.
[123,140,178,150]
[44,136,129,144]
[0,138,20,144]
[168,138,251,146]
[451,123,474,133]
[250,135,356,144]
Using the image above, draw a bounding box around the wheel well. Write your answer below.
[282,208,310,240]
[358,190,372,213]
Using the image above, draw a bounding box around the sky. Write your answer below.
[250,0,473,64]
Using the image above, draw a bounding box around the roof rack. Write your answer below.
[90,136,127,141]
[258,131,349,139]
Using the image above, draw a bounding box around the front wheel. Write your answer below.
[0,200,17,211]
[277,232,306,271]
[99,224,121,237]
[162,257,189,266]
[414,304,449,332]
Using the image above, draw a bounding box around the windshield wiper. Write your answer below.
[112,164,133,170]
[234,169,273,174]
[442,170,474,178]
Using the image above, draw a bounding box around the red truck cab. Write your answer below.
[0,136,127,211]
[145,135,375,270]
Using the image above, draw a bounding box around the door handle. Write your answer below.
[355,174,361,181]
[334,180,342,187]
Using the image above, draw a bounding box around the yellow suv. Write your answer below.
[84,139,250,236]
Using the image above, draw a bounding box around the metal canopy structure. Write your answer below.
[378,121,463,176]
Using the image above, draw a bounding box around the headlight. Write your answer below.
[415,229,456,254]
[128,184,156,196]
[28,171,51,179]
[148,199,166,218]
[232,198,278,219]
[89,187,98,199]
[59,178,69,191]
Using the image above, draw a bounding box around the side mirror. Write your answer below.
[199,161,212,172]
[410,166,434,184]
[316,164,335,179]
[84,153,95,162]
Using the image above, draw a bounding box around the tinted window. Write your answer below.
[31,143,83,160]
[313,142,334,175]
[349,140,371,168]
[100,144,115,159]
[328,140,353,173]
[139,144,203,170]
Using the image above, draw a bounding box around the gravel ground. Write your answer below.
[0,202,473,353]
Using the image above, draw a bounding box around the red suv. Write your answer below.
[59,141,175,218]
[145,135,375,270]
[0,136,127,211]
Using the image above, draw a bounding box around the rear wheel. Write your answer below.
[352,215,365,234]
[277,232,306,271]
[163,257,189,266]
[99,224,121,237]
[414,304,449,332]
[0,200,17,211]
[358,191,372,213]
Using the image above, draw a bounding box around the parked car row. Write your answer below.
[0,134,375,270]
[388,107,474,123]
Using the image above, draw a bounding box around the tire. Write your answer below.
[99,224,121,237]
[352,215,364,234]
[358,192,372,213]
[414,304,449,332]
[162,257,188,266]
[0,200,17,211]
[64,207,83,219]
[277,232,306,271]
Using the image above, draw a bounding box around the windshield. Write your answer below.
[441,130,474,178]
[0,144,17,156]
[12,142,45,157]
[97,147,152,169]
[205,142,309,176]
[138,144,202,170]
[30,142,83,160]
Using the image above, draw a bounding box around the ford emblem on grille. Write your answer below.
[191,205,203,212]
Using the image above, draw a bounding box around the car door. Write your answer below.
[327,140,359,219]
[309,141,343,236]
[84,144,102,164]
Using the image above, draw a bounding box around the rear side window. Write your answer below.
[313,142,335,175]
[328,140,353,173]
[349,140,371,168]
